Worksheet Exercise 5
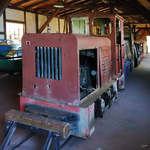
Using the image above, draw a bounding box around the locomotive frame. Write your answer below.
[0,14,125,150]
[19,13,125,138]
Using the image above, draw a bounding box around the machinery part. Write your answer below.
[95,84,118,118]
[100,99,105,113]
[117,74,125,90]
[95,98,105,118]
[101,92,112,108]
[80,49,97,99]
[5,109,70,139]
[112,81,118,100]
[80,80,115,108]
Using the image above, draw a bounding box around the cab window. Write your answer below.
[92,18,112,36]
[71,17,89,35]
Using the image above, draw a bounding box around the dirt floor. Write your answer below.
[0,54,150,150]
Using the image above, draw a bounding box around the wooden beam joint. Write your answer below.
[38,10,59,33]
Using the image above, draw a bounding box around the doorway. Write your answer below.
[147,36,150,53]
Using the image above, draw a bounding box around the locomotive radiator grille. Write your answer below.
[35,46,62,80]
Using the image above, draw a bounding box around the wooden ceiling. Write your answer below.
[8,0,150,24]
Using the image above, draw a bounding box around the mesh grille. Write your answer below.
[35,46,62,80]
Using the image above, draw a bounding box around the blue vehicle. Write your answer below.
[0,39,22,72]
[124,40,132,79]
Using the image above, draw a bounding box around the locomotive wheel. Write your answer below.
[95,98,105,118]
[101,99,105,114]
[99,99,105,118]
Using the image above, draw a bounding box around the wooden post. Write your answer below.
[63,18,66,33]
[36,14,39,33]
[68,17,72,34]
[3,10,6,39]
[58,17,60,33]
[66,17,68,34]
[66,17,70,34]
[24,11,27,33]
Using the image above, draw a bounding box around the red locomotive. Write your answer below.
[0,13,125,150]
[20,13,124,138]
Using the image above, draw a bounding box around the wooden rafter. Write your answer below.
[33,0,91,12]
[38,10,59,33]
[13,0,32,7]
[7,0,150,24]
[58,1,104,16]
[24,0,51,9]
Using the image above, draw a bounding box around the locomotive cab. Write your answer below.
[70,13,125,89]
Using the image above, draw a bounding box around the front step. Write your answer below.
[0,109,71,150]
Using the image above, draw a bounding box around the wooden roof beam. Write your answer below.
[58,1,106,16]
[65,0,90,5]
[128,0,150,22]
[138,0,150,11]
[60,7,89,17]
[24,0,51,9]
[34,1,91,15]
[33,0,91,12]
[13,0,32,7]
[136,27,150,30]
[38,10,59,33]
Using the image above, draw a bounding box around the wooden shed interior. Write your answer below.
[7,0,150,24]
[0,1,150,150]
[0,0,147,40]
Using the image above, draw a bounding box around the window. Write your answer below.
[92,18,112,36]
[6,22,24,45]
[71,17,89,35]
[147,36,150,53]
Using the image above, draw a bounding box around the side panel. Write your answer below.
[100,47,112,86]
[22,34,79,105]
[115,44,119,75]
